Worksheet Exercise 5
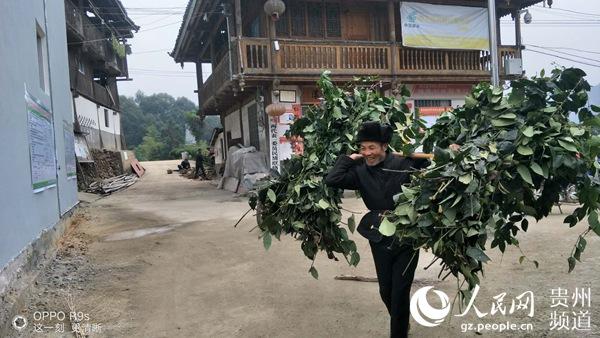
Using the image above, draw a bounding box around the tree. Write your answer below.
[135,125,166,161]
[119,91,199,160]
[120,95,147,148]
[184,112,222,143]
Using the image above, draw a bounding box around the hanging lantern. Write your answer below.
[264,0,286,21]
[266,103,287,116]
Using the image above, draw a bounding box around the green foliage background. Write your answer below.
[119,91,221,161]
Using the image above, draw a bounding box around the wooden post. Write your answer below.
[388,0,397,78]
[514,9,522,58]
[268,14,277,73]
[235,0,242,37]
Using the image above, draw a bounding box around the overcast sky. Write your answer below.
[119,0,600,105]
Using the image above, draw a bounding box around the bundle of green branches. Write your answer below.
[247,73,422,278]
[384,68,600,297]
[246,68,600,290]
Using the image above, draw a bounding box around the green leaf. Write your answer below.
[466,228,480,237]
[499,113,517,119]
[592,104,600,113]
[522,126,534,137]
[379,218,396,236]
[466,246,491,263]
[569,127,585,136]
[349,251,360,266]
[568,256,576,273]
[348,214,356,233]
[318,199,330,209]
[517,146,534,156]
[294,185,301,195]
[263,232,272,250]
[267,189,276,203]
[309,266,319,279]
[459,174,473,185]
[292,221,305,230]
[530,162,544,177]
[465,95,477,108]
[519,256,525,264]
[533,260,539,269]
[517,165,533,185]
[332,106,343,119]
[589,210,600,236]
[491,119,515,127]
[443,208,457,222]
[558,139,578,153]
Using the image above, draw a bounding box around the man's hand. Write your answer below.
[449,144,461,152]
[349,153,363,160]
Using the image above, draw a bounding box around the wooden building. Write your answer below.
[172,0,544,171]
[65,0,138,150]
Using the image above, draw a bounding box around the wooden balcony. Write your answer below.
[199,38,520,113]
[198,50,234,110]
[238,38,519,79]
[65,0,84,42]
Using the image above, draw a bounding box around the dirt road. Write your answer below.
[7,160,600,337]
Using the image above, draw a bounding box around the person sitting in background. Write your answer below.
[177,158,191,171]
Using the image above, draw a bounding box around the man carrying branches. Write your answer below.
[325,121,458,338]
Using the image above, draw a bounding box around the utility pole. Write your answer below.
[488,0,500,86]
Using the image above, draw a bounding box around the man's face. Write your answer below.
[360,141,387,166]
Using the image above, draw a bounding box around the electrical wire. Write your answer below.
[524,48,600,68]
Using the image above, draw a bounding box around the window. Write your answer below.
[325,3,341,37]
[104,109,110,128]
[307,3,324,37]
[36,22,49,92]
[290,3,306,36]
[414,99,452,107]
[276,1,341,39]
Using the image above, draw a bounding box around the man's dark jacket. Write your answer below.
[324,153,428,242]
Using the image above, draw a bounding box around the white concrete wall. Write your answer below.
[74,95,121,150]
[0,0,78,268]
[224,109,241,140]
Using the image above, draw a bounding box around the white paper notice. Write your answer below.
[26,90,57,193]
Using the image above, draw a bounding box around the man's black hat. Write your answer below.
[356,121,393,143]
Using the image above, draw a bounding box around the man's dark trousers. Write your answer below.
[370,237,419,338]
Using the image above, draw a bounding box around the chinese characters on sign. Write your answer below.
[270,116,279,172]
[549,287,592,331]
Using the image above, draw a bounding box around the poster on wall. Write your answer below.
[25,90,57,193]
[268,104,304,172]
[63,121,77,179]
[400,2,490,50]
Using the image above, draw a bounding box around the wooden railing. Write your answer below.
[241,38,269,72]
[239,39,391,75]
[398,46,519,74]
[237,39,519,76]
[199,52,232,106]
[70,66,93,99]
[200,38,520,110]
